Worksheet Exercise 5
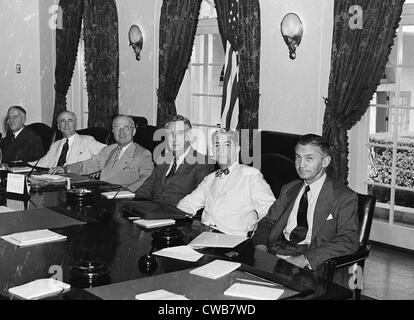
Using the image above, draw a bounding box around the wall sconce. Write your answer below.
[128,25,143,61]
[280,13,303,60]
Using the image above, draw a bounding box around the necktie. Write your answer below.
[112,146,122,167]
[57,139,69,167]
[166,156,177,180]
[289,185,311,245]
[215,168,230,178]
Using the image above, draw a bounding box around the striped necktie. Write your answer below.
[57,139,69,167]
[112,146,122,167]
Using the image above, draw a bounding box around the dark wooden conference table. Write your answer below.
[0,175,352,300]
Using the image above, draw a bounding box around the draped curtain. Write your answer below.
[322,0,404,185]
[157,0,202,127]
[83,0,119,129]
[216,0,261,156]
[53,0,84,127]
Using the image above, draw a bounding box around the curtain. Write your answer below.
[53,0,84,127]
[322,0,404,185]
[216,0,261,156]
[157,0,202,127]
[83,0,119,130]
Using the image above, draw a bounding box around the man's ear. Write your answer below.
[185,129,193,143]
[322,155,331,168]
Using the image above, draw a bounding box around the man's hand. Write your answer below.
[285,255,311,269]
[255,244,268,252]
[49,166,65,174]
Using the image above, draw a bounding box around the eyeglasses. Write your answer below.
[113,126,135,133]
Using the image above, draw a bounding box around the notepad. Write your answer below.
[224,283,284,300]
[133,219,175,229]
[153,245,203,262]
[135,289,188,300]
[1,229,67,247]
[8,278,70,300]
[190,260,241,279]
[188,232,247,248]
[101,190,136,199]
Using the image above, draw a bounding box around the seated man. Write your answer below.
[134,115,215,206]
[177,129,275,236]
[252,134,359,281]
[50,115,153,191]
[30,111,106,168]
[0,106,44,164]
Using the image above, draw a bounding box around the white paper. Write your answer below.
[135,289,188,300]
[6,173,26,194]
[101,190,136,199]
[153,245,203,262]
[190,260,241,279]
[9,278,70,300]
[0,205,16,213]
[133,219,175,229]
[31,174,67,181]
[10,167,33,173]
[1,229,67,247]
[188,232,247,249]
[224,283,284,300]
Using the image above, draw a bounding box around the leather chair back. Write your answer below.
[26,122,55,152]
[133,125,164,154]
[259,130,301,161]
[357,193,376,248]
[55,127,110,145]
[260,153,298,198]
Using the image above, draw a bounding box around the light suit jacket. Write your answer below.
[66,142,154,191]
[252,176,360,270]
[33,133,106,168]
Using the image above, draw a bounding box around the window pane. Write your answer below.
[369,106,394,135]
[193,35,204,64]
[191,65,203,94]
[402,26,414,65]
[396,147,414,188]
[368,184,390,221]
[367,144,393,186]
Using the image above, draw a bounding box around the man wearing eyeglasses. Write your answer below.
[31,111,106,169]
[134,115,215,206]
[251,134,359,284]
[50,115,154,191]
[177,129,275,236]
[0,106,45,164]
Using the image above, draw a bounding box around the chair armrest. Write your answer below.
[326,246,370,270]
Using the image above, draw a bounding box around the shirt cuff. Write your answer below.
[303,256,312,270]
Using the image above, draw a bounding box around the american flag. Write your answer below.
[220,0,239,130]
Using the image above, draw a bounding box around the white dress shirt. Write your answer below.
[283,173,327,245]
[177,162,276,236]
[13,128,24,138]
[117,142,133,159]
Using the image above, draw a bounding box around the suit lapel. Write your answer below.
[311,177,334,242]
[164,148,194,186]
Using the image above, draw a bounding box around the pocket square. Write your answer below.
[327,214,333,221]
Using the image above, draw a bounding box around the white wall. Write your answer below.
[259,0,333,134]
[0,0,42,134]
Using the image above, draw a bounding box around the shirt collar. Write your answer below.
[13,127,24,138]
[304,172,327,192]
[175,146,191,164]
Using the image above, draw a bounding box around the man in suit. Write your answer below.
[134,115,215,206]
[30,111,106,169]
[0,106,44,164]
[252,134,359,278]
[177,129,275,236]
[50,115,154,191]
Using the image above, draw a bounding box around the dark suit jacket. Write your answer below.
[134,148,216,206]
[0,127,45,164]
[252,176,359,270]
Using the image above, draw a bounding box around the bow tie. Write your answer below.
[215,168,230,177]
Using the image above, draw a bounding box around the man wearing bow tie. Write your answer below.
[177,129,275,236]
[251,134,359,279]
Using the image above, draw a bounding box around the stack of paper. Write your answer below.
[135,289,188,300]
[1,229,67,247]
[190,260,241,279]
[8,278,70,300]
[153,245,203,262]
[133,219,175,229]
[0,206,16,213]
[224,283,284,300]
[10,167,33,173]
[101,190,136,199]
[31,174,67,182]
[188,232,247,248]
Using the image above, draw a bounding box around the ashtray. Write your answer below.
[66,188,97,206]
[70,261,110,288]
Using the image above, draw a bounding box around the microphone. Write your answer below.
[27,158,41,178]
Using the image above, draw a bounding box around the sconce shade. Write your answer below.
[129,25,143,61]
[280,13,303,60]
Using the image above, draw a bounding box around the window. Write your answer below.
[361,3,414,249]
[176,0,225,155]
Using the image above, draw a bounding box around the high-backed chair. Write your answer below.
[26,122,55,153]
[133,125,163,154]
[323,193,376,300]
[260,153,298,198]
